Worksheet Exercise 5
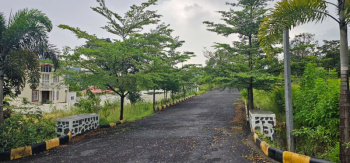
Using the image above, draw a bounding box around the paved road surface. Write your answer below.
[16,89,267,163]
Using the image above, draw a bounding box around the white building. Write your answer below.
[12,63,76,109]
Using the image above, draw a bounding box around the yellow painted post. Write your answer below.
[10,146,32,160]
[45,138,60,150]
[283,151,310,163]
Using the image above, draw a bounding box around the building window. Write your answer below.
[32,90,39,102]
[53,76,59,83]
[41,65,52,72]
[52,91,59,101]
[71,96,75,100]
[42,74,49,84]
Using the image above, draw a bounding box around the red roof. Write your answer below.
[81,86,114,94]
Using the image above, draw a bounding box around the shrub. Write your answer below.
[127,91,142,104]
[240,89,247,101]
[292,63,339,159]
[76,91,83,97]
[22,97,29,105]
[0,113,56,152]
[293,63,339,138]
[74,89,101,113]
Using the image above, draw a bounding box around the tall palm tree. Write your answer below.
[258,0,350,162]
[0,9,57,123]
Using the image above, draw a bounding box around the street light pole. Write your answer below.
[283,20,295,152]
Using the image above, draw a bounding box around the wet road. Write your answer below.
[16,89,266,163]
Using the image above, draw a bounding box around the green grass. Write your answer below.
[99,102,154,124]
[45,92,197,125]
[253,89,285,123]
[256,130,282,149]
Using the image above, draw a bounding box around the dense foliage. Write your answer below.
[203,0,278,112]
[0,110,55,152]
[0,9,58,123]
[250,63,340,162]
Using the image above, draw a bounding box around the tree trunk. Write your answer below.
[248,35,254,111]
[153,87,156,111]
[183,85,186,99]
[0,69,4,124]
[163,90,166,104]
[120,94,125,120]
[171,90,174,103]
[339,5,350,162]
[246,88,250,117]
[165,90,168,104]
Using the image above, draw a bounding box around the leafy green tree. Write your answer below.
[318,40,342,76]
[290,33,318,58]
[58,31,146,121]
[203,0,272,112]
[289,33,320,77]
[258,0,350,161]
[60,0,160,120]
[91,0,160,41]
[179,64,201,99]
[136,23,179,109]
[0,9,58,123]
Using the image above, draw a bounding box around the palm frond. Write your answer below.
[2,8,52,54]
[258,0,329,56]
[345,0,350,23]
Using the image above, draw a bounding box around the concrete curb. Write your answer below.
[0,120,126,162]
[253,132,332,163]
[0,132,72,161]
[153,95,195,112]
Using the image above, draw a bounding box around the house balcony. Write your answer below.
[40,82,68,90]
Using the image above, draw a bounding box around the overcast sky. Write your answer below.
[0,0,344,65]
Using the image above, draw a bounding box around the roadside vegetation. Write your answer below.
[201,0,349,162]
[0,89,197,152]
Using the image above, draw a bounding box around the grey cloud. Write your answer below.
[184,3,202,11]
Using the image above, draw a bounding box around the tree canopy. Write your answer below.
[0,9,58,123]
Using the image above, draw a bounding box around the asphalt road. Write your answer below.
[15,89,267,163]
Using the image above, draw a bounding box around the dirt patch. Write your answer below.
[232,104,245,124]
[71,128,109,141]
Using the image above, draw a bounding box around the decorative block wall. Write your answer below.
[56,113,99,137]
[249,110,276,141]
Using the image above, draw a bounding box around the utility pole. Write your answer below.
[283,20,295,151]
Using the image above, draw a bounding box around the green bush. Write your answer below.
[127,91,142,104]
[22,97,29,105]
[292,63,339,159]
[76,91,83,97]
[317,142,340,163]
[74,89,101,113]
[253,63,339,161]
[240,89,247,101]
[293,63,339,138]
[0,113,56,152]
[293,126,334,156]
[271,87,285,113]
